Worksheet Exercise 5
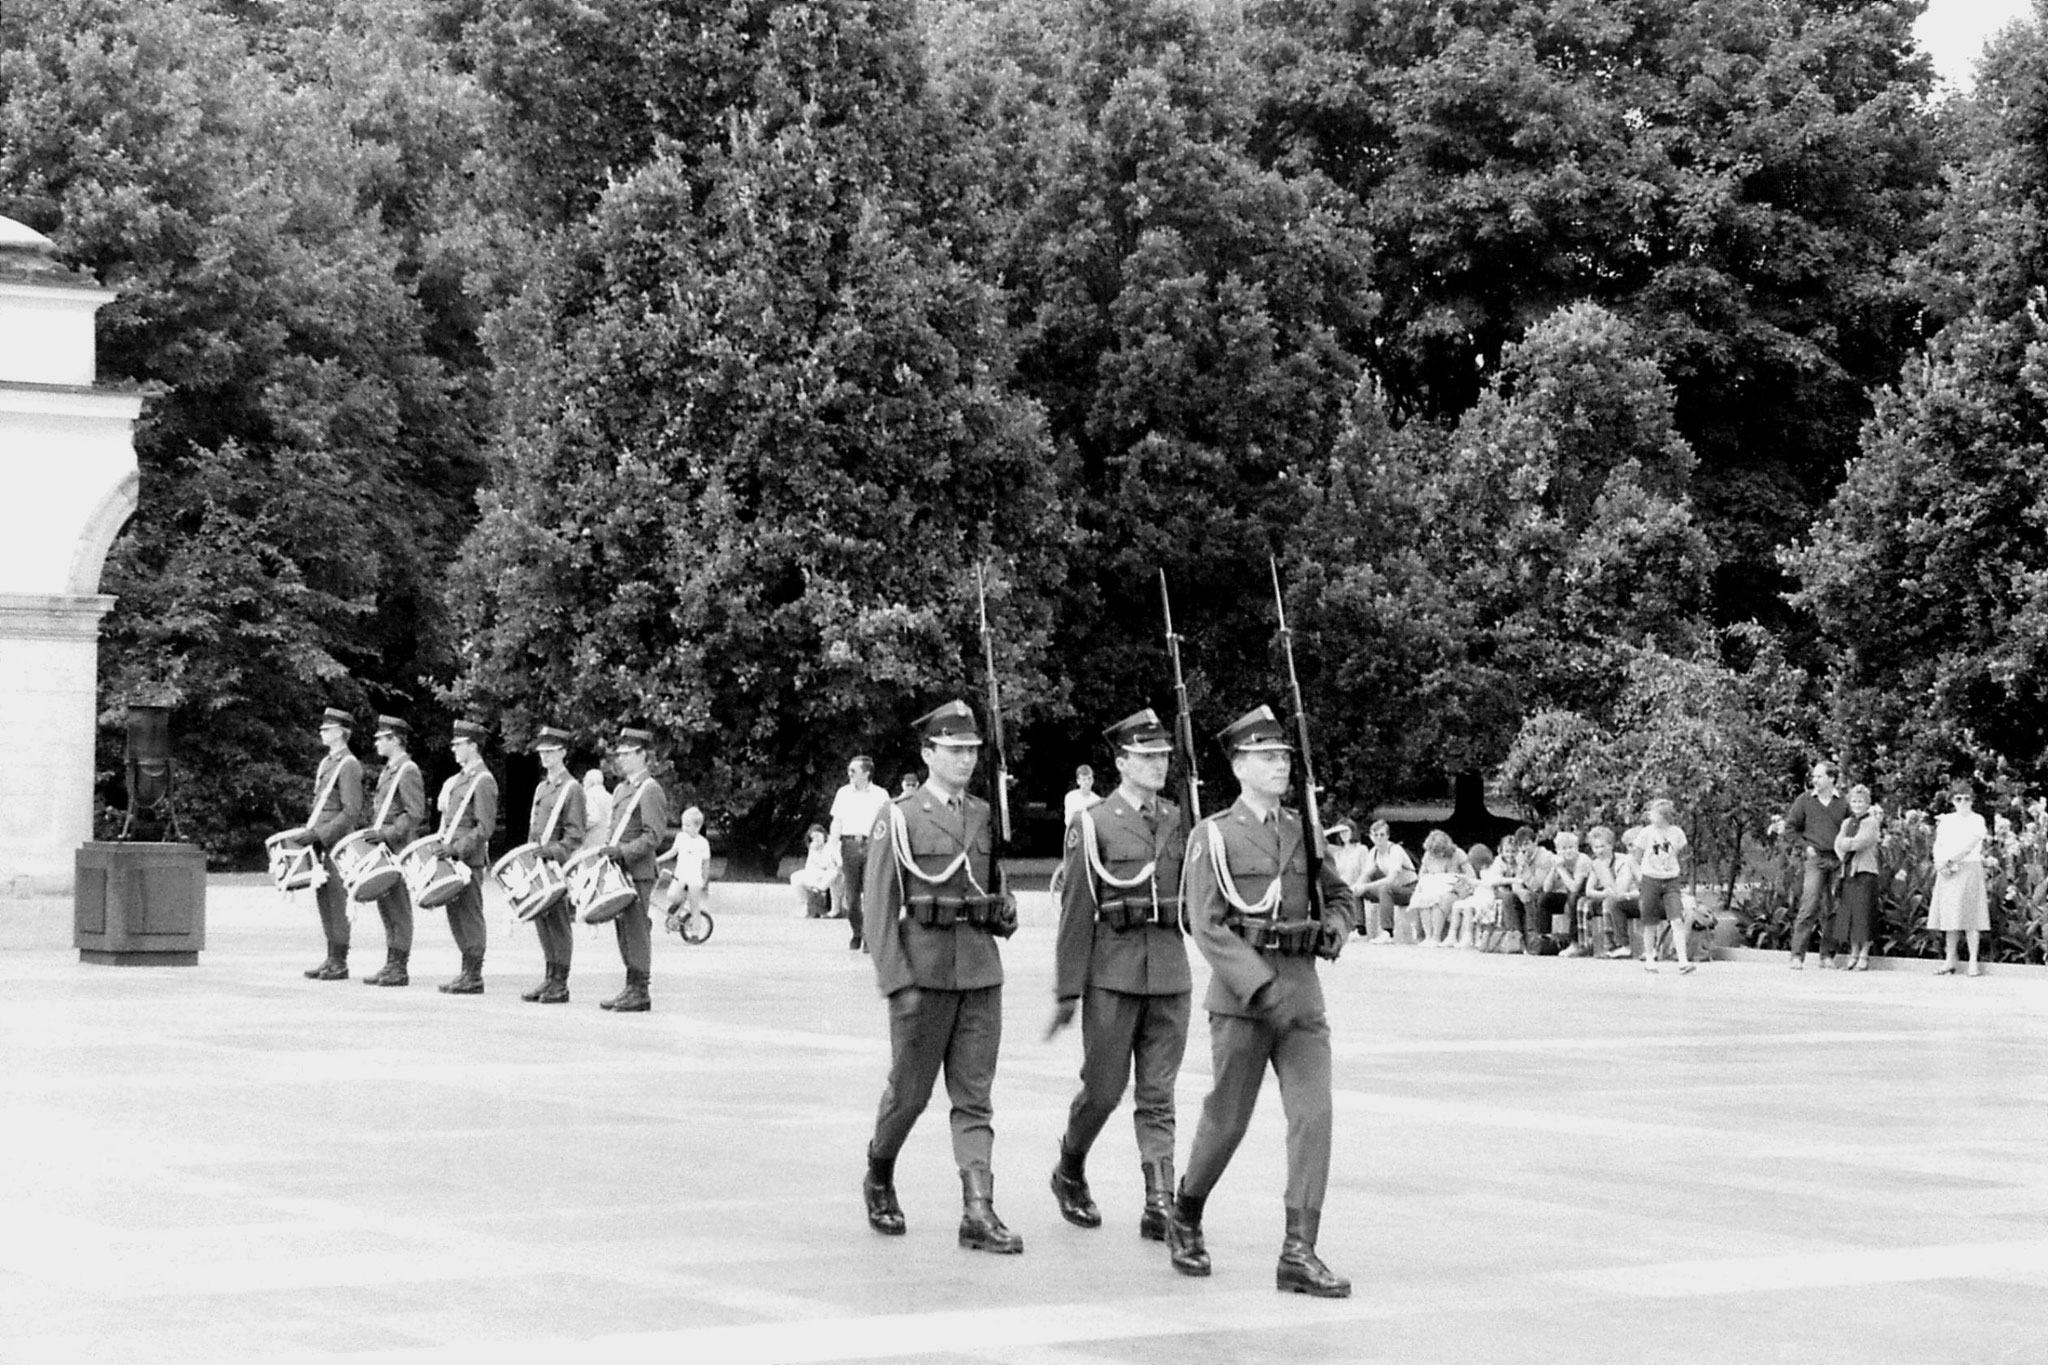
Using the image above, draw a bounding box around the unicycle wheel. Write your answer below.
[680,910,714,944]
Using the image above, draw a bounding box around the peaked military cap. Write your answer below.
[611,726,657,752]
[913,700,982,748]
[319,707,354,731]
[1103,708,1173,755]
[532,725,574,751]
[451,719,490,742]
[373,714,410,739]
[1217,704,1291,754]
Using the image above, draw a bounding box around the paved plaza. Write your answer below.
[3,878,2046,1364]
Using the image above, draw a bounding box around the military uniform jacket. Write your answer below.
[438,761,498,869]
[528,771,587,863]
[864,788,1004,997]
[368,758,426,849]
[1054,790,1192,1000]
[607,775,668,882]
[1183,796,1357,1020]
[309,751,365,852]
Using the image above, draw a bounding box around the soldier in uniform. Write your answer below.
[361,715,426,987]
[303,707,365,981]
[860,700,1023,1254]
[1167,705,1357,1297]
[597,726,667,1013]
[436,719,497,995]
[522,725,587,1004]
[1046,708,1191,1241]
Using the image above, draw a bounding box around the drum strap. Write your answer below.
[607,778,648,846]
[439,770,482,838]
[305,760,347,830]
[536,781,575,848]
[372,760,418,831]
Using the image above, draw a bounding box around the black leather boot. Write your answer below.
[520,965,553,1002]
[1166,1182,1211,1277]
[305,949,348,981]
[439,951,484,995]
[958,1168,1024,1254]
[1276,1207,1350,1297]
[536,965,570,1004]
[864,1151,905,1235]
[1140,1157,1174,1242]
[363,951,406,986]
[601,970,650,1012]
[1050,1144,1101,1228]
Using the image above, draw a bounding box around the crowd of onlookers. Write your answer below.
[1326,799,1710,972]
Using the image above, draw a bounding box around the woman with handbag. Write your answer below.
[1832,786,1884,972]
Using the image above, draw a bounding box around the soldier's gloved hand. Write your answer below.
[603,844,625,867]
[1317,920,1347,961]
[1044,997,1078,1041]
[990,893,1019,938]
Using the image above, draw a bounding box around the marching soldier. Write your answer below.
[1167,705,1357,1297]
[596,727,667,1013]
[361,715,426,986]
[523,725,587,1004]
[436,719,497,995]
[1047,708,1191,1241]
[860,700,1023,1254]
[302,707,365,981]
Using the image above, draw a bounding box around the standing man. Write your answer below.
[1046,709,1191,1242]
[522,725,587,1004]
[829,755,890,951]
[598,727,667,1013]
[361,715,425,987]
[436,719,497,995]
[1777,760,1851,970]
[303,707,365,981]
[860,700,1022,1254]
[1168,705,1357,1297]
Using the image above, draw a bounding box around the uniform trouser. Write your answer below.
[315,857,350,952]
[1183,1008,1334,1212]
[446,874,487,957]
[534,898,573,970]
[871,984,1001,1172]
[375,882,413,956]
[1062,986,1190,1163]
[842,837,869,930]
[613,879,652,981]
[1789,853,1838,958]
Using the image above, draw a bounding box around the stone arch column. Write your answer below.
[0,216,143,947]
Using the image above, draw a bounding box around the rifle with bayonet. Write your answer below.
[974,564,1017,934]
[1158,570,1203,824]
[1269,556,1336,952]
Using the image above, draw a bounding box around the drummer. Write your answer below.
[436,719,499,995]
[303,707,365,982]
[597,726,668,1013]
[361,715,426,987]
[522,725,586,1004]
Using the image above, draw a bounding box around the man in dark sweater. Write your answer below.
[1777,761,1851,969]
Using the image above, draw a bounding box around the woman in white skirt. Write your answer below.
[1928,783,1989,976]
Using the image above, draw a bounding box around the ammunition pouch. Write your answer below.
[1228,914,1320,957]
[1097,895,1181,932]
[906,892,1018,938]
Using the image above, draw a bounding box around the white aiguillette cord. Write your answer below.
[1204,818,1282,917]
[1080,806,1156,899]
[888,800,990,897]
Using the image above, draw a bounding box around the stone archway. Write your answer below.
[0,216,142,947]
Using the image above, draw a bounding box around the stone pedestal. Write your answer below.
[0,216,142,948]
[74,841,206,965]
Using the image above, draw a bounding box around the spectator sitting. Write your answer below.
[1582,825,1640,958]
[788,823,841,918]
[1412,829,1475,946]
[1545,830,1592,956]
[1509,826,1561,954]
[1355,819,1418,942]
[1448,842,1498,949]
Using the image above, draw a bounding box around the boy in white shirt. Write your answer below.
[661,806,713,925]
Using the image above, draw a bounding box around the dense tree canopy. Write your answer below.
[3,0,2037,862]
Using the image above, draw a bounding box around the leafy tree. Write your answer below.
[1244,0,1940,620]
[1,0,490,856]
[449,0,1063,867]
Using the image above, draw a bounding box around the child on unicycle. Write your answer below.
[660,806,715,943]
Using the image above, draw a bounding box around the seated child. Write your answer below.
[1449,842,1499,949]
[661,806,712,924]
